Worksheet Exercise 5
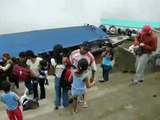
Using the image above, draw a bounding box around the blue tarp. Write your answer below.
[0,25,107,57]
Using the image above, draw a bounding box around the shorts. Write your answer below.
[71,88,85,97]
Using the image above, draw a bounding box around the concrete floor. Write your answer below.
[0,65,160,120]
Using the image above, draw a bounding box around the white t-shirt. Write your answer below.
[69,49,97,71]
[26,57,42,76]
[50,58,65,78]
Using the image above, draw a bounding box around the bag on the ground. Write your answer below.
[22,99,39,111]
[12,65,31,81]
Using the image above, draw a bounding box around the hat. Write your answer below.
[140,25,151,34]
[78,58,88,71]
[105,42,113,48]
[81,41,91,51]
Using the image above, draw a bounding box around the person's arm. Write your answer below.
[68,74,73,82]
[14,93,21,106]
[0,95,4,103]
[142,36,157,51]
[48,58,56,76]
[134,34,141,46]
[85,76,95,89]
[90,70,96,82]
[101,51,106,57]
[0,64,11,71]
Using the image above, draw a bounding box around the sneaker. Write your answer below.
[54,106,59,110]
[138,80,143,83]
[83,102,88,108]
[72,109,77,114]
[99,79,105,82]
[129,81,138,86]
[77,96,83,103]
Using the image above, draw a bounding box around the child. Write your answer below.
[0,81,23,120]
[69,58,95,114]
[99,42,114,82]
[38,60,48,99]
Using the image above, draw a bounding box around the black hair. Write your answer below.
[77,58,88,72]
[53,44,64,64]
[81,41,91,51]
[40,60,48,67]
[26,50,36,58]
[105,42,113,48]
[2,81,10,92]
[19,52,26,58]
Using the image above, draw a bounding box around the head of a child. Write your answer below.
[40,60,48,68]
[2,81,10,93]
[77,58,88,73]
[104,42,113,52]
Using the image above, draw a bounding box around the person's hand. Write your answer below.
[90,77,94,82]
[139,43,145,47]
[134,45,139,49]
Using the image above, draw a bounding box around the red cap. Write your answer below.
[140,25,151,34]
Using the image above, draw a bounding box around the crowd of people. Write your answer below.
[0,25,158,120]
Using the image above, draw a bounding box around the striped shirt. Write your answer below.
[69,49,97,71]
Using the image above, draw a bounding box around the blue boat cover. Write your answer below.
[0,25,107,57]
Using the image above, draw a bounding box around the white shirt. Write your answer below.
[69,49,97,71]
[51,58,65,78]
[26,57,42,76]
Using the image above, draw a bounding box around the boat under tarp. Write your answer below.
[0,25,107,57]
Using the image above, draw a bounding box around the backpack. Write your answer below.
[60,66,71,90]
[12,65,31,81]
[22,99,39,111]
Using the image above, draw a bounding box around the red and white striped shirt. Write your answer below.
[69,49,97,71]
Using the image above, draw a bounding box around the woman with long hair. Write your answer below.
[50,44,69,110]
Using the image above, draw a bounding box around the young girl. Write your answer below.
[69,58,95,114]
[99,42,113,82]
[0,81,23,120]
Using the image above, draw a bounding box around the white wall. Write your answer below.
[0,0,159,34]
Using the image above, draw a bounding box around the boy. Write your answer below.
[38,60,48,99]
[0,81,23,120]
[99,42,114,82]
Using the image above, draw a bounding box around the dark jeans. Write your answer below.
[33,79,46,99]
[24,80,33,92]
[102,65,112,81]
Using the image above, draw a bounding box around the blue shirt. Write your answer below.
[0,92,19,110]
[71,71,88,91]
[102,56,111,66]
